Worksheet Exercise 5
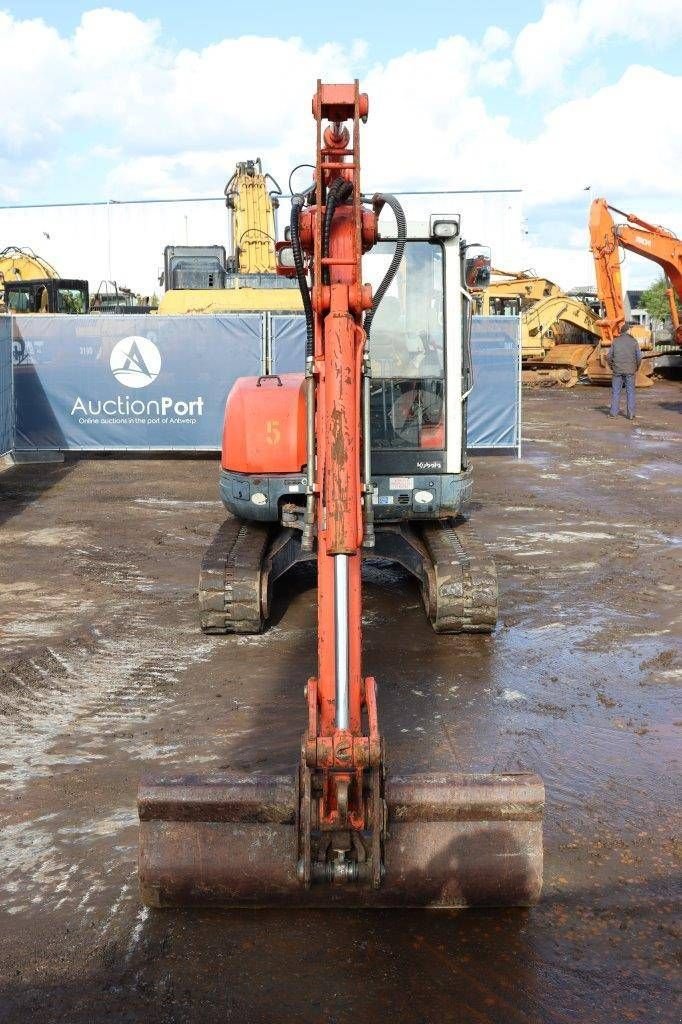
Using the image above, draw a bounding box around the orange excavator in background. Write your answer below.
[138,81,544,910]
[589,199,682,375]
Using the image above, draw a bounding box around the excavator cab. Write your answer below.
[3,278,88,314]
[366,240,446,456]
[216,221,474,526]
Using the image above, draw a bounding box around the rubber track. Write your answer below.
[421,519,498,633]
[199,520,271,634]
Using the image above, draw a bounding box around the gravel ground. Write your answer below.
[0,382,679,1024]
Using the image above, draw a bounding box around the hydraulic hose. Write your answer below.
[360,193,405,548]
[290,191,317,549]
[323,178,353,284]
[290,194,314,358]
[363,193,407,339]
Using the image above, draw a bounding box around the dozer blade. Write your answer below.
[138,771,543,909]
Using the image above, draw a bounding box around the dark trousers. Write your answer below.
[610,373,636,417]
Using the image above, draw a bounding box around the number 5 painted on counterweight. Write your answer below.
[266,420,281,445]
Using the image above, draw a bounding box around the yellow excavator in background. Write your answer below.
[0,246,88,313]
[472,267,653,387]
[157,159,303,315]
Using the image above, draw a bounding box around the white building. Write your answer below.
[0,190,523,301]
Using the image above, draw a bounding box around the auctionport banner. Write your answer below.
[12,314,262,451]
[11,312,519,453]
[0,316,13,457]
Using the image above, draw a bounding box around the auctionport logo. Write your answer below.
[70,334,204,424]
[110,336,161,388]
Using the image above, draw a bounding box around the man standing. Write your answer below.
[607,324,642,420]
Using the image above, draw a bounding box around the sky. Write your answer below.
[1,0,681,290]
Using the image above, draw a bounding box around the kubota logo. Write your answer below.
[110,336,161,388]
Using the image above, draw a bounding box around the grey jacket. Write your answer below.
[607,331,642,375]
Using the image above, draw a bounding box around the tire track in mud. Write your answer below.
[0,616,216,792]
[0,606,217,925]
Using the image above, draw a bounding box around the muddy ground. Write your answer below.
[0,384,679,1024]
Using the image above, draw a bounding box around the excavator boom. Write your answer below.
[225,158,280,275]
[158,159,301,314]
[590,198,682,344]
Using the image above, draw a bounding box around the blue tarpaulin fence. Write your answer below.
[468,316,520,451]
[12,314,261,452]
[9,313,520,456]
[0,316,13,458]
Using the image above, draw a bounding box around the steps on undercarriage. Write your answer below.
[198,516,498,636]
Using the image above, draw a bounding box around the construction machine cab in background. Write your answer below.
[3,277,88,314]
[0,246,88,314]
[157,159,303,315]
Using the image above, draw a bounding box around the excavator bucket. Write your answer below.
[138,770,543,908]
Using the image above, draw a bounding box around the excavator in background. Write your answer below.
[0,246,88,313]
[473,268,600,387]
[157,159,303,315]
[138,81,544,910]
[590,198,682,360]
[472,267,653,387]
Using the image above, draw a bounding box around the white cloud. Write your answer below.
[524,65,682,204]
[106,31,520,197]
[514,0,682,93]
[477,58,513,87]
[0,12,71,158]
[481,26,512,54]
[72,7,161,67]
[0,6,680,299]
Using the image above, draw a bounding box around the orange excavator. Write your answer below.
[138,82,544,909]
[589,199,682,375]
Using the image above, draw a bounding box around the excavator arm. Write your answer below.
[589,198,682,344]
[523,294,600,351]
[487,269,562,305]
[224,158,282,275]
